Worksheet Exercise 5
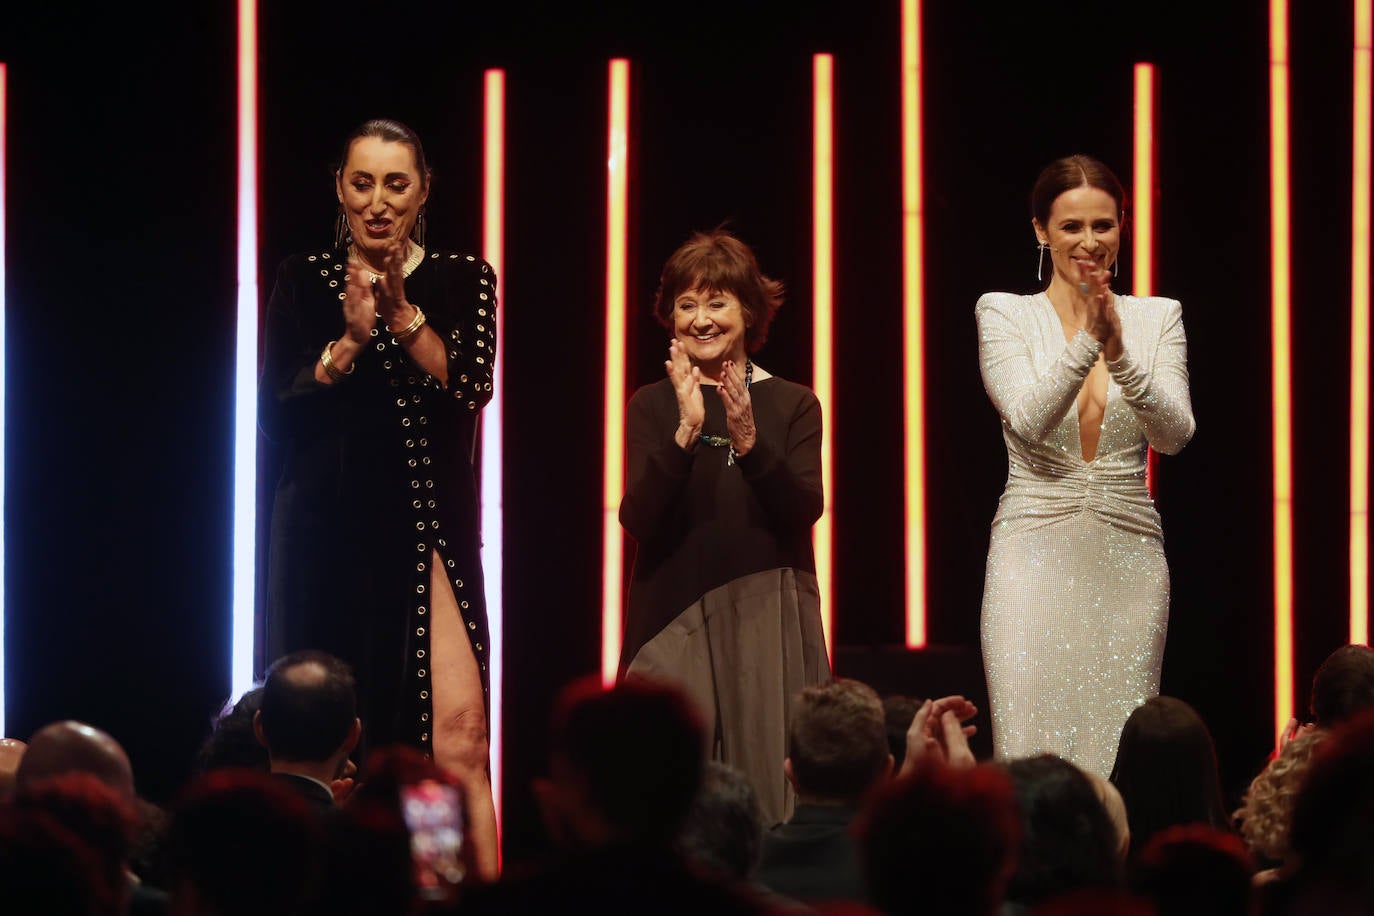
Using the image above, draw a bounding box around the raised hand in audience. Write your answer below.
[899,695,978,776]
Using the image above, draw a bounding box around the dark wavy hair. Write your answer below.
[651,228,785,354]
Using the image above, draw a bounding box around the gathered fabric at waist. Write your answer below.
[992,449,1161,539]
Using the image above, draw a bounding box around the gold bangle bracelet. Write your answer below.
[388,304,427,343]
[321,340,355,382]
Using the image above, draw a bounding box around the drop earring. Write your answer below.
[334,206,350,250]
[1037,242,1048,282]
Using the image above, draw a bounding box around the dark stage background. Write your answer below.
[2,0,1366,865]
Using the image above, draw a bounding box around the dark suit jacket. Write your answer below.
[272,771,336,810]
[755,803,867,904]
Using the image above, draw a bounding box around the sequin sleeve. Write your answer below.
[1106,298,1195,455]
[976,292,1102,444]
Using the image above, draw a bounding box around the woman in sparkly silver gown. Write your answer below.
[976,155,1195,778]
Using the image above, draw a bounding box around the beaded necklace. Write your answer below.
[697,358,753,466]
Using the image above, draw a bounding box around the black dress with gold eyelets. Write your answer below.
[259,246,496,755]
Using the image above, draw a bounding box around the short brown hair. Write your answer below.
[788,678,888,802]
[651,228,785,354]
[1030,154,1126,227]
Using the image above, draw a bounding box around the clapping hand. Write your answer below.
[719,359,756,458]
[374,238,413,332]
[343,256,378,345]
[667,339,705,450]
[898,695,979,777]
[1075,258,1122,360]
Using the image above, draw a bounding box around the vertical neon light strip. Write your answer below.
[1352,0,1372,645]
[901,0,927,647]
[480,68,505,833]
[1271,0,1295,743]
[1133,63,1159,498]
[0,63,8,735]
[231,0,259,701]
[601,59,630,688]
[812,54,835,658]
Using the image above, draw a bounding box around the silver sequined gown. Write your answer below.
[976,291,1195,778]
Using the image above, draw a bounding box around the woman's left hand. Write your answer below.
[720,359,756,457]
[374,238,416,333]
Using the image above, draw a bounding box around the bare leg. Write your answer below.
[428,550,499,880]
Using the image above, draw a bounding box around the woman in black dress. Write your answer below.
[258,118,498,877]
[619,228,831,826]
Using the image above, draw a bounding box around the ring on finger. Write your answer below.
[1078,281,1091,296]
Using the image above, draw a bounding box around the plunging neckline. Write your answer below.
[1038,292,1111,464]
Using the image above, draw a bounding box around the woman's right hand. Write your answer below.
[343,257,377,345]
[666,338,704,451]
[1077,258,1123,360]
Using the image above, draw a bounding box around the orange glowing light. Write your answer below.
[901,0,927,647]
[1352,0,1372,645]
[1134,63,1159,500]
[1271,0,1295,745]
[602,59,631,689]
[813,53,835,659]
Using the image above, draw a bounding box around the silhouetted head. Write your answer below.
[675,761,766,883]
[1130,823,1255,916]
[16,721,136,806]
[13,772,136,910]
[1309,644,1374,728]
[258,650,359,763]
[1004,754,1121,907]
[166,768,321,916]
[1287,709,1374,900]
[544,675,706,849]
[1109,696,1229,859]
[857,759,1020,916]
[194,687,268,773]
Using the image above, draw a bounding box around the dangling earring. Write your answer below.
[1036,242,1048,282]
[1112,255,1120,278]
[334,206,351,250]
[412,207,427,248]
